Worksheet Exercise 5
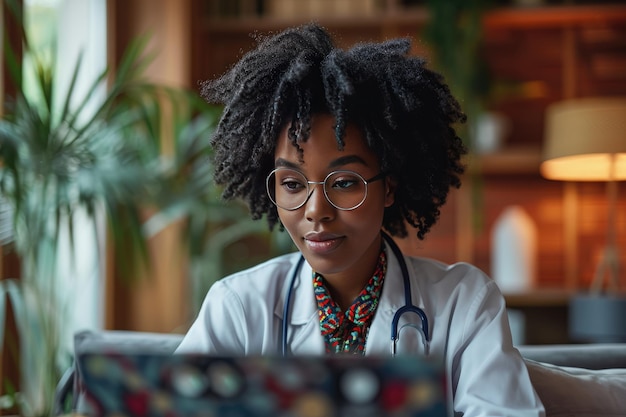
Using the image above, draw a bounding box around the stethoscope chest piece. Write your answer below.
[390,306,431,356]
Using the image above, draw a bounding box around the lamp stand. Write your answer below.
[590,154,622,294]
[569,154,626,343]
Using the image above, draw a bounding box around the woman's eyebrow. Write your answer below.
[329,155,368,169]
[274,158,300,169]
[274,155,368,169]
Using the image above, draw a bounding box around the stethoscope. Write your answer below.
[281,231,430,356]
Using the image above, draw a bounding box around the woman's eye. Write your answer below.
[331,176,359,190]
[281,179,306,192]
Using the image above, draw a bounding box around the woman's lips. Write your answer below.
[304,233,344,254]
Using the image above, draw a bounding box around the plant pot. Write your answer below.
[569,293,626,343]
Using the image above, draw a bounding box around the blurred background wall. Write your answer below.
[3,0,626,346]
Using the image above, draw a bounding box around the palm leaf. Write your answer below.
[1,4,293,415]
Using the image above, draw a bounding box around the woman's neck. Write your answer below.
[320,235,383,311]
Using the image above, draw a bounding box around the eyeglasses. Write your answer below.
[266,168,386,211]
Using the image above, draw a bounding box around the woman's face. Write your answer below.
[272,114,395,284]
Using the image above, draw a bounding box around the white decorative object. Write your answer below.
[491,206,537,293]
[473,111,509,154]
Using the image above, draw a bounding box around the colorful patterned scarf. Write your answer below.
[313,249,386,354]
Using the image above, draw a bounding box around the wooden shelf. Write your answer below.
[504,289,573,308]
[484,4,626,29]
[474,146,543,176]
[504,289,575,344]
[200,8,430,33]
[199,4,626,32]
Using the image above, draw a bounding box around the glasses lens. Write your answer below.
[267,169,309,210]
[266,169,369,210]
[324,171,367,210]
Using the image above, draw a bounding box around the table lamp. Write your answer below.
[541,97,626,342]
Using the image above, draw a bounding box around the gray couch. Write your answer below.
[519,344,626,416]
[56,330,626,416]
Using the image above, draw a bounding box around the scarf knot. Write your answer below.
[313,249,386,354]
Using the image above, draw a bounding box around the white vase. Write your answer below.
[491,206,537,293]
[473,112,509,154]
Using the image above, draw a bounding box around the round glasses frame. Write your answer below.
[266,168,387,211]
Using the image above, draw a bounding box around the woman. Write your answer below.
[177,24,544,416]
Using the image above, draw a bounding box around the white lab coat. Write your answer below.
[177,245,545,417]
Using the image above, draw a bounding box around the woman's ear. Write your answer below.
[384,176,398,207]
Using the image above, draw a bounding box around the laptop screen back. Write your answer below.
[76,352,448,417]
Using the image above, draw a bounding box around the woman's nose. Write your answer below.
[304,185,335,222]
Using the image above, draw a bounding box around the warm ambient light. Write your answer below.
[541,97,626,342]
[540,98,626,181]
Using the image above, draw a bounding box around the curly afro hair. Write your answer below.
[202,23,467,240]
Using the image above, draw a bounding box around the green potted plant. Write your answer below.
[0,7,224,417]
[421,0,494,258]
[424,0,493,151]
[0,1,296,413]
[0,33,162,417]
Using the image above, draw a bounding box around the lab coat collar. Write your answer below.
[274,254,316,324]
[275,244,408,323]
[274,254,324,354]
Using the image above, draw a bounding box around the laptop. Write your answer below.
[74,352,449,417]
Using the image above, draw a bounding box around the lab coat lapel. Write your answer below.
[274,257,324,355]
[366,243,426,356]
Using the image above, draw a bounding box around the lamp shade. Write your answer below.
[541,97,626,181]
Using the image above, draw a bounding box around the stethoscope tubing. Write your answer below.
[381,233,431,356]
[282,255,305,357]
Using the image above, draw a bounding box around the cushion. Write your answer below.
[74,329,184,354]
[519,344,626,370]
[524,359,626,417]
